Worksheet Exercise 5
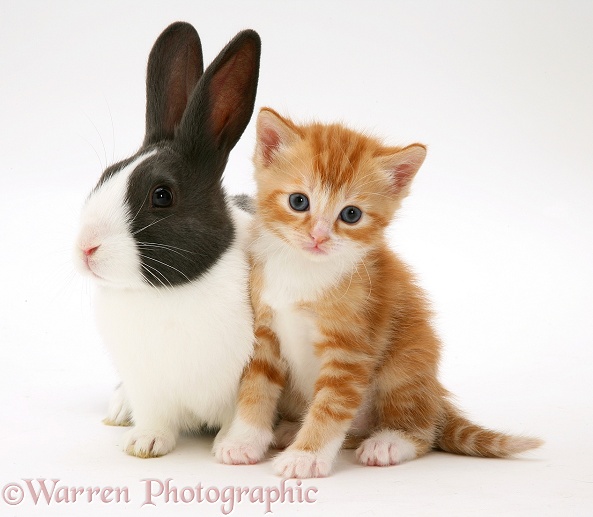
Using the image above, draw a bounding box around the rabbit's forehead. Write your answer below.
[85,150,157,223]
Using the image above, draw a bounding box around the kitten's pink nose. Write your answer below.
[83,245,99,257]
[310,233,329,245]
[310,221,331,245]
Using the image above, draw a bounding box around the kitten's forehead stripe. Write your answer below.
[309,124,379,188]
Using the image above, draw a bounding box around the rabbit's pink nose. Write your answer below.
[83,245,99,257]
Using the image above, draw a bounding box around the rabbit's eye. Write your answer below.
[152,187,173,208]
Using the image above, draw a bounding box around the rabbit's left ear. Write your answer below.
[144,22,204,146]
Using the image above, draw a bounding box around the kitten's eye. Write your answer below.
[152,186,173,208]
[340,206,362,224]
[289,193,310,212]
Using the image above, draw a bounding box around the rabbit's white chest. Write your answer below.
[95,241,253,429]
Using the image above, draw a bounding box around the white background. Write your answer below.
[1,1,592,515]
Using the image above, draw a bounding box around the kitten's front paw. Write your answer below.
[356,430,417,466]
[124,428,176,458]
[273,449,331,478]
[103,384,132,427]
[273,420,300,449]
[213,440,267,465]
[213,419,273,465]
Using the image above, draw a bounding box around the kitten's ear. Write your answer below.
[383,144,427,193]
[255,108,300,166]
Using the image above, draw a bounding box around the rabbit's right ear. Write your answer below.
[177,30,261,166]
[144,22,204,146]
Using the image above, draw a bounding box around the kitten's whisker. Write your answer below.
[332,255,355,303]
[352,243,373,301]
[283,149,311,184]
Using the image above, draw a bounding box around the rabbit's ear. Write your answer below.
[144,22,204,146]
[177,30,261,166]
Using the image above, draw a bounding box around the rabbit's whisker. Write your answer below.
[133,214,175,236]
[142,263,173,291]
[140,254,191,283]
[84,113,108,170]
[137,242,195,257]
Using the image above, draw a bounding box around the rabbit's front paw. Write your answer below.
[124,428,176,458]
[103,384,132,427]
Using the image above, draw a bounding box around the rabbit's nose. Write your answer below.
[83,245,99,257]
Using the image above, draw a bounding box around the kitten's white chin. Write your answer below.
[303,245,328,255]
[301,245,332,261]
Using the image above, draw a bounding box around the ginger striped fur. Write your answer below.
[213,108,542,478]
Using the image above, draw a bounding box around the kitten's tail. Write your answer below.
[437,402,543,458]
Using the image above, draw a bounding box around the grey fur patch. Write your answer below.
[231,194,255,214]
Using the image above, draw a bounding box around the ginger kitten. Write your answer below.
[214,108,542,478]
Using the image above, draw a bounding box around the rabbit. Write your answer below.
[74,21,261,458]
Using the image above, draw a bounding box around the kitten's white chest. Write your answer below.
[270,303,320,400]
[256,231,347,305]
[258,244,338,400]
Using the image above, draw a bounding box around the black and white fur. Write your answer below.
[75,22,260,458]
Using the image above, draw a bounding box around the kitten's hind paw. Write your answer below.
[356,430,418,466]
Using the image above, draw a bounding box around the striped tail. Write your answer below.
[437,402,543,458]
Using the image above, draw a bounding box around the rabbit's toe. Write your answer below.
[124,428,176,458]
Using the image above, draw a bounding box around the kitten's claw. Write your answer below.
[356,430,417,466]
[124,428,176,458]
[273,449,331,478]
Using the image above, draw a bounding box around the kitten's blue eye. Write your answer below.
[152,186,173,208]
[289,193,309,212]
[340,206,362,224]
